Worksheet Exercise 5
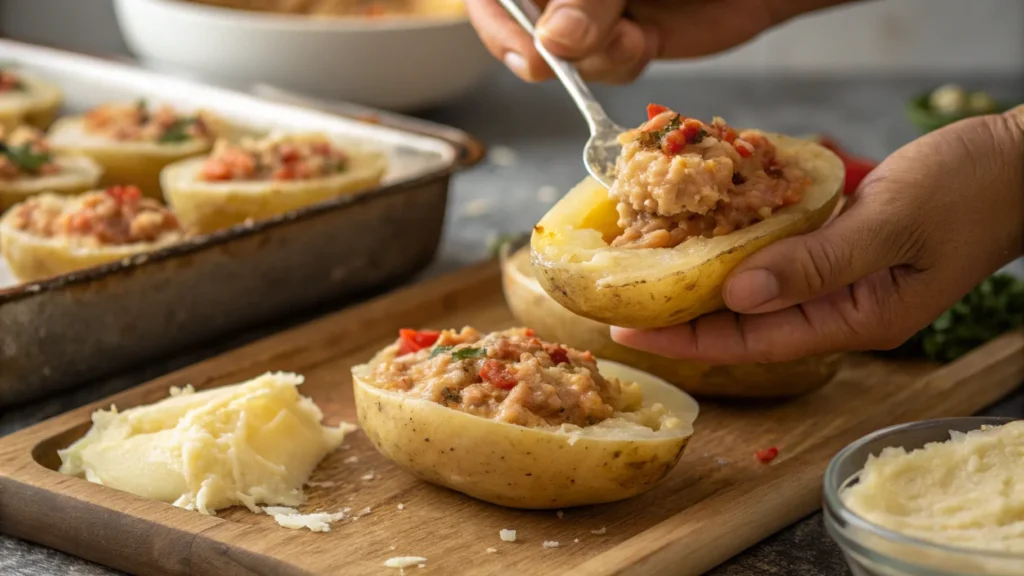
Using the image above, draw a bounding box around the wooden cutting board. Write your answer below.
[1,261,1022,576]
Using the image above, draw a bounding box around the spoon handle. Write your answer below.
[497,0,615,135]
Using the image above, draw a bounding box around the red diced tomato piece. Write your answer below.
[755,447,779,464]
[662,130,687,155]
[105,185,142,204]
[720,125,738,144]
[200,160,232,181]
[734,141,754,158]
[479,359,518,390]
[547,347,569,365]
[524,328,535,337]
[397,329,441,355]
[646,103,670,120]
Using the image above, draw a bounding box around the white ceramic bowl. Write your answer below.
[112,0,498,112]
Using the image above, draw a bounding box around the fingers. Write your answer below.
[722,195,911,315]
[467,0,554,81]
[467,0,655,84]
[610,267,924,364]
[535,0,626,60]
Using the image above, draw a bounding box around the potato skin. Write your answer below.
[530,133,845,329]
[47,116,214,200]
[0,211,182,282]
[161,150,387,234]
[502,246,842,399]
[352,355,697,509]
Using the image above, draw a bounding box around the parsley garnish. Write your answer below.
[882,273,1024,363]
[451,347,487,361]
[0,142,52,173]
[158,117,198,144]
[636,114,681,149]
[429,345,454,358]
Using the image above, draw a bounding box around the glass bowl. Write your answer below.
[823,417,1024,576]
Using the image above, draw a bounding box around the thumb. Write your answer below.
[722,199,906,314]
[536,0,627,59]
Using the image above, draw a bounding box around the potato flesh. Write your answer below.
[530,133,845,329]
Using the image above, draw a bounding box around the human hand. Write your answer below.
[467,0,852,83]
[610,106,1024,364]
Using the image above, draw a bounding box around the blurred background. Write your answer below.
[2,0,1023,73]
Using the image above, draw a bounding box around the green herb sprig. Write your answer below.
[451,347,487,361]
[0,142,52,173]
[884,273,1024,363]
[158,117,198,144]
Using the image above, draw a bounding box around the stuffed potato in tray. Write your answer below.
[0,40,480,409]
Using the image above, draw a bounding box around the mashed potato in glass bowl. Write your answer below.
[824,417,1024,576]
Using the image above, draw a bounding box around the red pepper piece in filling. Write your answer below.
[662,130,687,155]
[754,447,779,464]
[646,103,670,120]
[479,359,518,390]
[105,185,142,204]
[397,328,441,355]
[734,141,754,158]
[547,347,570,365]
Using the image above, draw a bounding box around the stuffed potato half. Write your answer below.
[161,145,387,235]
[0,68,63,131]
[531,132,845,329]
[501,245,841,398]
[0,187,184,282]
[46,107,216,199]
[352,329,699,509]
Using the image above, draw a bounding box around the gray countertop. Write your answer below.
[2,69,1022,576]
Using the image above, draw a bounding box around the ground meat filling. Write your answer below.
[8,186,182,246]
[370,327,634,429]
[198,135,349,182]
[610,104,810,249]
[83,100,212,144]
[0,126,60,179]
[0,69,25,93]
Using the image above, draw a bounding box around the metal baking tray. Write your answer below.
[0,40,484,408]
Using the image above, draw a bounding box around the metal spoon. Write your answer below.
[497,0,626,188]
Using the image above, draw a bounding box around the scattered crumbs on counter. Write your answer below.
[499,529,517,542]
[463,198,492,217]
[716,458,730,466]
[343,455,359,464]
[306,480,337,488]
[488,146,518,167]
[591,527,607,535]
[169,384,195,396]
[390,545,397,551]
[360,471,376,481]
[384,557,427,569]
[556,510,564,519]
[397,503,405,511]
[418,564,426,569]
[358,506,373,517]
[542,541,560,549]
[536,185,558,203]
[486,547,498,554]
[574,539,579,543]
[261,506,348,533]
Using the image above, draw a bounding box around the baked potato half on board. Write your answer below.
[47,102,217,199]
[353,327,699,509]
[531,109,845,329]
[0,68,63,131]
[0,186,184,282]
[502,245,841,398]
[161,133,387,234]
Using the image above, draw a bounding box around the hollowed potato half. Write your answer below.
[353,349,699,509]
[0,155,104,211]
[161,148,387,234]
[502,245,842,399]
[530,133,845,329]
[0,70,63,131]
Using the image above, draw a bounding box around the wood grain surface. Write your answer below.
[1,260,1022,576]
